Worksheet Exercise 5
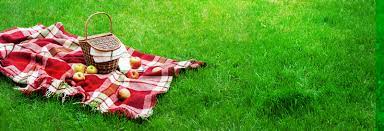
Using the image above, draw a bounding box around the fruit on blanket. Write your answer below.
[152,67,162,73]
[118,88,131,100]
[86,65,98,74]
[130,57,142,69]
[73,63,86,73]
[73,72,85,81]
[126,69,140,79]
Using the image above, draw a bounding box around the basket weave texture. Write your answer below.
[79,12,121,74]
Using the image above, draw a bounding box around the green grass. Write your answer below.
[0,0,375,130]
[378,0,384,129]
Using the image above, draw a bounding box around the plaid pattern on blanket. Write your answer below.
[0,22,204,119]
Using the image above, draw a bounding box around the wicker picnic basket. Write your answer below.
[79,12,122,74]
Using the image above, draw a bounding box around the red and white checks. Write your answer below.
[0,22,205,119]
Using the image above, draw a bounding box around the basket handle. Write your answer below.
[84,12,113,40]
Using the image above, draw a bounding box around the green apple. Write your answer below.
[73,63,86,73]
[86,65,98,74]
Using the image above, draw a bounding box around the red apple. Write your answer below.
[126,69,139,79]
[130,57,141,69]
[72,72,85,81]
[85,65,98,74]
[73,63,86,73]
[118,88,131,100]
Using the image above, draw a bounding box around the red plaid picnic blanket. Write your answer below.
[0,22,204,119]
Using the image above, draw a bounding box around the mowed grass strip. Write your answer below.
[0,0,375,130]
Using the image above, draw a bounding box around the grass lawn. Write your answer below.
[0,0,375,130]
[377,0,384,129]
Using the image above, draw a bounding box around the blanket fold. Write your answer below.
[0,22,204,119]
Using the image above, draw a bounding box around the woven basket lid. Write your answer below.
[87,34,121,51]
